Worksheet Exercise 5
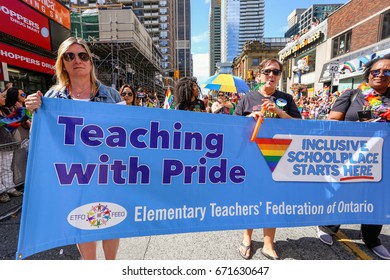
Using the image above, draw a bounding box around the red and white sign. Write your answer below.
[0,42,55,75]
[0,65,4,81]
[21,0,70,29]
[0,0,51,51]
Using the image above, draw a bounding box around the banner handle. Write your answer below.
[250,116,263,142]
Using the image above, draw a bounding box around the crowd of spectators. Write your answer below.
[0,83,30,203]
[294,93,338,120]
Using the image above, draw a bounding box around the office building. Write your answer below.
[299,4,343,34]
[221,0,264,63]
[285,9,306,38]
[209,0,222,75]
[175,0,192,78]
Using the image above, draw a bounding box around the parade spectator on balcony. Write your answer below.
[234,58,301,260]
[174,77,205,112]
[25,36,121,260]
[317,54,390,260]
[118,84,138,106]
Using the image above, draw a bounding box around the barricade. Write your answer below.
[0,132,29,219]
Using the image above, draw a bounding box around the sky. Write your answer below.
[191,0,349,87]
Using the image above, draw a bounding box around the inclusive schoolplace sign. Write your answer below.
[16,98,390,259]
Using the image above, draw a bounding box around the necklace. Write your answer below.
[358,82,390,118]
[69,85,92,99]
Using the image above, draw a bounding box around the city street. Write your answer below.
[1,206,389,261]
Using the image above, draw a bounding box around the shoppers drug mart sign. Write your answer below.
[0,0,51,50]
[0,42,55,75]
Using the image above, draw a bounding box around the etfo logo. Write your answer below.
[68,202,127,230]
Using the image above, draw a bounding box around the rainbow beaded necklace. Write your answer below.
[358,82,390,118]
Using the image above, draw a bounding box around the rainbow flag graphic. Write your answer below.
[255,138,292,172]
[163,87,173,109]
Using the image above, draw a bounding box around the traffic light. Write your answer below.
[174,70,180,80]
[247,70,253,80]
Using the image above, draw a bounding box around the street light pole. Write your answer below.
[292,59,309,98]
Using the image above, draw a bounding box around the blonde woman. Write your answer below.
[26,37,120,107]
[25,37,121,260]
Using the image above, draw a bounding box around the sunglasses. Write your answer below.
[20,92,27,98]
[370,69,390,77]
[262,69,282,76]
[218,94,225,97]
[63,52,91,62]
[121,91,134,97]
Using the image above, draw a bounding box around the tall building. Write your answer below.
[299,4,343,33]
[285,9,306,38]
[124,1,177,77]
[209,0,221,75]
[68,0,177,77]
[221,0,264,63]
[175,0,192,78]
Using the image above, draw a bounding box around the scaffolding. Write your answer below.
[70,6,164,96]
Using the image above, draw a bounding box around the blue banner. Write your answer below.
[17,98,390,259]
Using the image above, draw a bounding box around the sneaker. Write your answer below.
[371,245,390,260]
[316,226,333,245]
[0,193,11,203]
[7,189,23,197]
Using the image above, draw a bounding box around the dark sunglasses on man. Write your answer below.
[370,69,390,77]
[63,52,91,62]
[262,69,282,76]
[121,91,134,97]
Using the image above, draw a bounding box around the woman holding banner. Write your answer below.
[317,54,390,260]
[25,37,121,260]
[234,58,301,260]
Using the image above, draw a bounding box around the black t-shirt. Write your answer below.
[177,99,206,112]
[234,90,302,119]
[331,88,390,121]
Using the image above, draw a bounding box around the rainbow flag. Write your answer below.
[163,87,173,109]
[255,138,292,172]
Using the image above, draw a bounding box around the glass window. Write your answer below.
[332,30,352,58]
[160,8,167,15]
[252,58,259,66]
[134,2,143,8]
[381,10,390,40]
[160,16,167,22]
[160,31,168,39]
[160,23,168,30]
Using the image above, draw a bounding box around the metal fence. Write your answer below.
[0,140,28,188]
[0,127,29,219]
